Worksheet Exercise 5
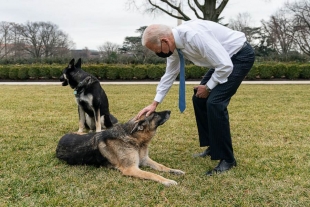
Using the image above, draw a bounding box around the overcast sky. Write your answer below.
[0,0,289,50]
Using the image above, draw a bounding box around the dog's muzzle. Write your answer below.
[60,74,68,86]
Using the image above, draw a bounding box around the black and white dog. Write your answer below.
[60,58,118,133]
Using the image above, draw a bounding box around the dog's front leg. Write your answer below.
[77,106,86,134]
[120,166,178,186]
[93,108,101,132]
[142,157,185,175]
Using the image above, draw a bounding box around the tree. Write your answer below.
[40,22,73,58]
[0,22,14,58]
[228,12,261,44]
[286,0,310,56]
[253,29,276,58]
[126,0,230,22]
[228,12,275,58]
[261,10,296,57]
[19,21,73,58]
[228,12,252,31]
[19,21,43,58]
[120,26,146,62]
[10,23,28,59]
[98,41,120,63]
[98,41,120,58]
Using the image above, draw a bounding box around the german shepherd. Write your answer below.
[56,110,185,186]
[60,58,118,133]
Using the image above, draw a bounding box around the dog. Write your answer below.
[60,58,118,133]
[56,110,185,186]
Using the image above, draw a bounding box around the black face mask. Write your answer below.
[156,41,173,58]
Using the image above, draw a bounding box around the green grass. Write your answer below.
[0,84,309,206]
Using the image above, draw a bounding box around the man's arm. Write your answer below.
[191,33,233,90]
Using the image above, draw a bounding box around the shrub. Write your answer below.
[97,65,107,80]
[118,65,133,80]
[40,65,51,79]
[9,67,19,79]
[106,65,119,80]
[28,65,40,79]
[0,65,10,79]
[186,65,206,79]
[272,63,287,79]
[299,64,310,79]
[147,64,165,80]
[18,66,29,80]
[1,62,310,81]
[84,64,99,77]
[258,64,273,79]
[246,64,259,79]
[286,64,300,80]
[132,65,147,80]
[50,65,63,79]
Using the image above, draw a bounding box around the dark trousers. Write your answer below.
[192,43,255,161]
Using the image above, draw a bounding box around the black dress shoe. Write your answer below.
[193,147,211,158]
[205,159,237,176]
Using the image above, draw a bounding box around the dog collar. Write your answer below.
[73,76,90,96]
[74,88,85,96]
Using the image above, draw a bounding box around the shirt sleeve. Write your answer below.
[154,52,180,103]
[191,33,233,89]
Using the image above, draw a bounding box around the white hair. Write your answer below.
[141,24,173,46]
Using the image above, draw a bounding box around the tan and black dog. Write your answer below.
[60,58,118,133]
[56,110,185,186]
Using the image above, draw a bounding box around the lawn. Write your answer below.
[0,84,309,206]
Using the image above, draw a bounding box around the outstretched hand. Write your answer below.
[137,101,159,118]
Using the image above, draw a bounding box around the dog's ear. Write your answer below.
[75,58,82,68]
[130,120,146,134]
[68,59,75,69]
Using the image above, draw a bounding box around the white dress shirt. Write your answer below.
[154,19,246,103]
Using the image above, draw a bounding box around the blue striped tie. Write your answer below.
[177,49,186,112]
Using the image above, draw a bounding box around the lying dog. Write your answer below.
[56,110,185,186]
[60,58,117,133]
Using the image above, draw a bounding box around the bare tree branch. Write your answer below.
[189,0,203,19]
[125,0,230,22]
[147,0,191,20]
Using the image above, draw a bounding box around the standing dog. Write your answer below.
[56,110,185,186]
[60,58,117,133]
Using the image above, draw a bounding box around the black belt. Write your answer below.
[233,42,248,57]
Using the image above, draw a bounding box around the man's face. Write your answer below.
[155,41,173,58]
[146,39,174,58]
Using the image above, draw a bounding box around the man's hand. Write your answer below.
[194,85,210,98]
[137,101,159,118]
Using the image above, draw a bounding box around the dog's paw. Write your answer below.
[162,179,178,186]
[169,169,185,175]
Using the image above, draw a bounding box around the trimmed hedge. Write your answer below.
[0,65,10,79]
[18,66,29,80]
[300,64,310,79]
[246,64,259,80]
[147,64,165,80]
[132,65,148,80]
[0,63,309,81]
[273,63,287,79]
[286,64,301,80]
[257,64,273,79]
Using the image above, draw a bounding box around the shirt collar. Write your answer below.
[172,28,184,49]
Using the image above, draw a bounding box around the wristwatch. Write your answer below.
[205,84,211,93]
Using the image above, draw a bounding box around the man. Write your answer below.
[137,19,255,175]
